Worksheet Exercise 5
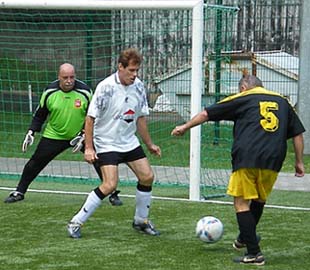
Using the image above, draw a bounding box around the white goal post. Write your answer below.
[0,0,204,201]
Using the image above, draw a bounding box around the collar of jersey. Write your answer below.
[219,87,282,103]
[114,72,121,85]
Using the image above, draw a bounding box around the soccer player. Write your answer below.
[67,48,161,238]
[4,63,122,206]
[171,75,305,266]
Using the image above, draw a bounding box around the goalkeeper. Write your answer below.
[4,63,122,206]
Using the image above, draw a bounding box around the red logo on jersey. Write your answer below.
[123,109,135,123]
[125,109,134,115]
[74,99,81,108]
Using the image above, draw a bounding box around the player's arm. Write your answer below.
[29,105,49,132]
[84,115,98,163]
[292,133,305,177]
[70,84,93,153]
[22,103,49,152]
[137,116,161,157]
[171,109,209,136]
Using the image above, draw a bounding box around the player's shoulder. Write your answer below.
[220,87,284,103]
[133,77,145,94]
[41,80,59,97]
[75,79,92,93]
[95,74,115,92]
[244,87,283,98]
[44,80,59,91]
[97,75,113,86]
[249,88,293,106]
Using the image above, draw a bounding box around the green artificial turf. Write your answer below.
[0,179,309,270]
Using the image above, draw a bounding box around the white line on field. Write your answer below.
[1,186,309,211]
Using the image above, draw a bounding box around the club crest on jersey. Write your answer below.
[74,99,82,108]
[114,109,135,123]
[122,109,135,123]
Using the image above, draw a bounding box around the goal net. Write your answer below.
[0,0,239,200]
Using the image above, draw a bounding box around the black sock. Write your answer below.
[250,200,265,225]
[137,183,152,192]
[237,201,265,242]
[237,211,260,255]
[94,187,106,200]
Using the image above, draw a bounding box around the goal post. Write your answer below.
[0,0,202,10]
[0,0,204,200]
[189,2,204,201]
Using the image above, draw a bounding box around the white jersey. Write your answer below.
[87,72,149,153]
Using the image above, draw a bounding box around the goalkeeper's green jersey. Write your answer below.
[30,79,92,140]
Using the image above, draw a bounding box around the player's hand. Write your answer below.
[295,162,305,177]
[84,148,98,164]
[70,132,85,153]
[171,125,187,136]
[148,144,161,157]
[22,130,34,152]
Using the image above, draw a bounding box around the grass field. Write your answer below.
[0,179,309,270]
[1,111,309,269]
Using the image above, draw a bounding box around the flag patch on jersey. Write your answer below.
[123,109,135,123]
[74,99,82,108]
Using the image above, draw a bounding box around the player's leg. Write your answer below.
[126,146,159,236]
[81,144,123,206]
[234,197,265,265]
[67,153,119,238]
[251,169,278,225]
[233,196,264,265]
[227,168,264,265]
[250,200,265,225]
[4,138,70,203]
[92,159,122,206]
[232,169,278,264]
[234,196,261,252]
[234,169,277,249]
[233,201,263,251]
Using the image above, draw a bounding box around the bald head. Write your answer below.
[239,75,263,92]
[58,63,76,92]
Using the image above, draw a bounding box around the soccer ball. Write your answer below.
[195,216,224,243]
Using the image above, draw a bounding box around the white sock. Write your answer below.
[134,189,152,223]
[71,190,102,224]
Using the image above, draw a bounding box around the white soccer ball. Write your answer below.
[195,216,224,243]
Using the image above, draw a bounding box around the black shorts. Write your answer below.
[97,146,146,166]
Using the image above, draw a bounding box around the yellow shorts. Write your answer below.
[227,168,278,201]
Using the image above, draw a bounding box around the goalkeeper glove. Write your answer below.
[22,130,34,152]
[70,132,85,153]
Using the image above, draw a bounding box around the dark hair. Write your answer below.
[118,48,143,68]
[239,75,263,90]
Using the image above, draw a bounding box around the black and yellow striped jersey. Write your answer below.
[206,87,305,172]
